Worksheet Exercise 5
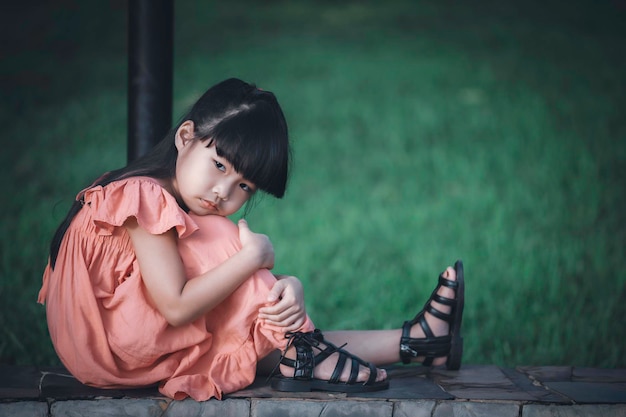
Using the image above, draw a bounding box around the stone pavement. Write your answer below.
[1,365,625,416]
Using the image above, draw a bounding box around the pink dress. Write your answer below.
[38,177,314,401]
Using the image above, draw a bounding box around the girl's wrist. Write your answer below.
[238,245,268,270]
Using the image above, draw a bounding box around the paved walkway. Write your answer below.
[1,365,625,416]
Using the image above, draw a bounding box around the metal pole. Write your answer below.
[127,0,173,163]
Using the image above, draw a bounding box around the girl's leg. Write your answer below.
[183,215,459,386]
[322,266,457,367]
[179,215,314,363]
[278,266,458,382]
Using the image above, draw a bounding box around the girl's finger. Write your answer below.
[283,317,305,332]
[259,301,286,316]
[266,280,286,303]
[263,309,296,325]
[264,307,293,322]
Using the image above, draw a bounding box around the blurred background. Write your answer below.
[1,0,624,367]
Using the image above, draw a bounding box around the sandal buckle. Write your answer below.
[400,343,418,358]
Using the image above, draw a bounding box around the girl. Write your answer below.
[38,78,465,401]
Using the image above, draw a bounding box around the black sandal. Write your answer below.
[270,329,390,392]
[399,260,465,370]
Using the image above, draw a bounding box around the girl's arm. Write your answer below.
[125,218,274,327]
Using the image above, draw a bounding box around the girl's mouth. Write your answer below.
[199,199,218,212]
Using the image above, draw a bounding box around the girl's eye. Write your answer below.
[240,183,254,193]
[214,160,226,172]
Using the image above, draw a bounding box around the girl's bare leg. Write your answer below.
[323,266,457,367]
[278,266,457,382]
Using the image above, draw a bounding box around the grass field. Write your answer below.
[1,0,625,368]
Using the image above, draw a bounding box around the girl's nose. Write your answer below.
[213,184,229,201]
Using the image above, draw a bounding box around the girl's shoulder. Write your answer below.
[81,176,168,202]
[108,176,167,193]
[82,176,198,238]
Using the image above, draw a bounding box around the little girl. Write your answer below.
[38,78,465,401]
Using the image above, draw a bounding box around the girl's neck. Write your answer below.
[156,177,188,212]
[155,177,171,191]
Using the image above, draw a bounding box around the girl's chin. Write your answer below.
[189,207,231,217]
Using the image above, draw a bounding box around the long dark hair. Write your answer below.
[49,78,290,268]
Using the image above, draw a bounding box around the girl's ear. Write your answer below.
[175,120,196,151]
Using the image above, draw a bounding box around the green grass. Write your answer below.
[1,0,624,368]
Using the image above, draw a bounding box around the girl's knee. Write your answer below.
[178,215,242,273]
[190,214,239,240]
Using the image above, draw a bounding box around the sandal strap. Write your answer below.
[279,329,378,386]
[399,273,460,365]
[400,325,452,365]
[425,302,454,323]
[432,293,456,308]
[298,337,315,378]
[439,274,459,290]
[348,357,359,384]
[330,352,346,383]
[278,330,325,379]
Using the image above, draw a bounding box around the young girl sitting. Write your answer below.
[38,78,465,401]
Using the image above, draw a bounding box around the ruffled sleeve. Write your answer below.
[83,177,198,239]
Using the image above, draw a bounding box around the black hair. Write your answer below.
[49,78,290,268]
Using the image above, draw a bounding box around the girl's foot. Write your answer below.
[409,266,456,366]
[273,329,389,392]
[279,346,387,383]
[400,260,465,369]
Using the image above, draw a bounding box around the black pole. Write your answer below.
[127,0,173,163]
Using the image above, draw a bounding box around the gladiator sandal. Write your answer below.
[400,260,465,370]
[271,329,389,393]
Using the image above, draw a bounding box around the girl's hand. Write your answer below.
[259,275,307,332]
[238,219,274,270]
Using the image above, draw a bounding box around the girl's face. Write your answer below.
[171,121,256,217]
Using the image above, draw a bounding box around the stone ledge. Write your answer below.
[3,399,626,417]
[1,365,625,417]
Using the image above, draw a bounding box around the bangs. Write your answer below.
[209,101,289,198]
